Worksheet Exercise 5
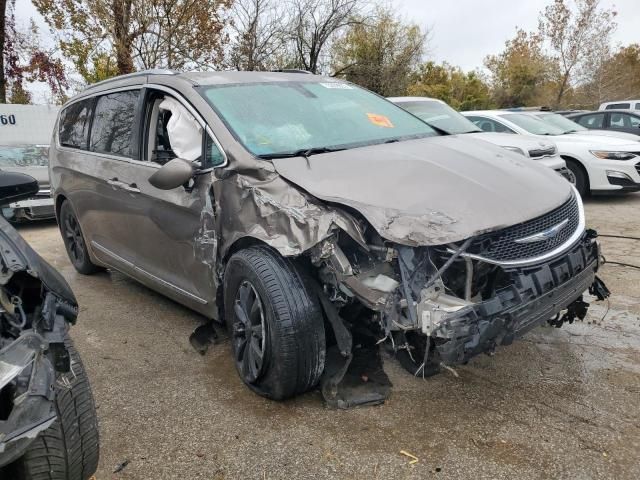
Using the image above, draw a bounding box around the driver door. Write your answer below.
[114,89,225,316]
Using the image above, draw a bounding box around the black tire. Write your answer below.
[224,246,325,400]
[565,160,589,197]
[8,336,100,480]
[59,201,100,275]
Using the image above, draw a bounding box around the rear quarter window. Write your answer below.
[59,100,94,149]
[605,103,630,110]
[90,90,140,158]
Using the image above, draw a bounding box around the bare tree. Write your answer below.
[538,0,617,108]
[289,0,362,73]
[227,0,287,70]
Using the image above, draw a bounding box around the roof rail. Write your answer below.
[84,69,176,91]
[270,69,314,74]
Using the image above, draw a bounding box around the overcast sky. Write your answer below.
[397,0,639,71]
[12,0,640,99]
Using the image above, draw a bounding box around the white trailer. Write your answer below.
[0,104,60,221]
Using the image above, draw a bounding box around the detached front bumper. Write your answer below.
[2,194,55,221]
[432,232,602,365]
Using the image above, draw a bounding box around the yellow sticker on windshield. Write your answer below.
[367,113,394,128]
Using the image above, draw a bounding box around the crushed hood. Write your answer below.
[272,136,572,246]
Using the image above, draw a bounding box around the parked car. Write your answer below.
[389,97,575,183]
[0,171,99,479]
[0,145,55,221]
[50,71,608,403]
[463,110,640,195]
[599,100,640,110]
[533,111,640,142]
[568,110,640,137]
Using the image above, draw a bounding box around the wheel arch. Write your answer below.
[561,155,590,192]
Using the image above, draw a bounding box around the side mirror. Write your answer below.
[149,158,196,190]
[0,172,39,206]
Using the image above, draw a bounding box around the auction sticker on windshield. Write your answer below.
[367,113,394,128]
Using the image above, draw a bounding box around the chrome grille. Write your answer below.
[468,194,580,262]
[528,146,556,158]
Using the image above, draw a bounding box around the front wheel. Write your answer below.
[224,246,325,400]
[565,160,589,197]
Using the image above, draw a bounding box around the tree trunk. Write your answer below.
[0,0,7,103]
[555,71,570,109]
[112,0,134,74]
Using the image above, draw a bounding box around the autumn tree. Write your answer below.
[576,44,640,107]
[407,62,494,110]
[331,7,426,96]
[538,0,617,108]
[33,0,232,83]
[484,29,556,108]
[227,0,288,70]
[289,0,362,73]
[1,0,68,103]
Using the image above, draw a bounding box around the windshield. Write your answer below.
[499,113,565,135]
[395,100,481,134]
[536,113,587,133]
[0,145,49,167]
[199,81,437,157]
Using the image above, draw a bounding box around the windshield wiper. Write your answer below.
[258,146,346,160]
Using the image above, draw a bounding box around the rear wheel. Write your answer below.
[6,336,100,480]
[224,246,325,400]
[565,160,589,196]
[59,201,100,275]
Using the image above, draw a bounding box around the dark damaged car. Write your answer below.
[0,172,98,478]
[48,71,609,405]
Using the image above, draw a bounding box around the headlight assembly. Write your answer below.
[590,150,637,160]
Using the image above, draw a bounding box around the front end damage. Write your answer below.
[306,191,609,407]
[0,220,78,467]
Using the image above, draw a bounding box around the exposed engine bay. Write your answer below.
[0,219,78,466]
[306,192,610,407]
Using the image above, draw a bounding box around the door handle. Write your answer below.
[107,178,140,193]
[122,183,140,193]
[107,177,126,188]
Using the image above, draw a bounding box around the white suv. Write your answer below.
[599,100,640,111]
[389,97,574,183]
[463,110,640,196]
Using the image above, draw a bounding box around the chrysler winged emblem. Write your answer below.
[514,219,569,244]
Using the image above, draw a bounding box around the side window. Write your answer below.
[467,116,515,133]
[629,115,640,128]
[204,135,225,167]
[145,92,225,168]
[605,103,630,110]
[59,99,94,149]
[90,90,140,157]
[610,113,630,128]
[576,113,604,128]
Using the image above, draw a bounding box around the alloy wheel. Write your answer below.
[232,280,267,383]
[63,211,86,266]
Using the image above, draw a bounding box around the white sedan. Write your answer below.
[389,97,574,183]
[463,110,640,196]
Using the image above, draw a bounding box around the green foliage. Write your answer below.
[407,62,494,110]
[332,7,426,96]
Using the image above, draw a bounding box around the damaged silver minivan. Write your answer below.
[49,71,609,403]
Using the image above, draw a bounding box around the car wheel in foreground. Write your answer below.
[565,160,589,196]
[6,336,100,480]
[59,201,100,275]
[224,246,325,400]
